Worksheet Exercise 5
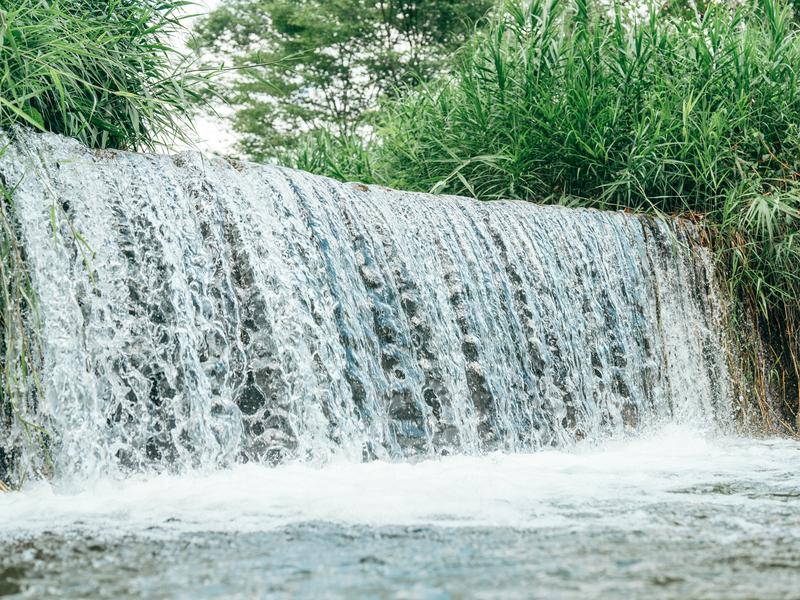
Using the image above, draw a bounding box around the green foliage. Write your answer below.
[372,0,799,206]
[293,130,378,183]
[191,0,494,161]
[314,0,800,424]
[0,0,209,150]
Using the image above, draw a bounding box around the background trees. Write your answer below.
[190,0,493,161]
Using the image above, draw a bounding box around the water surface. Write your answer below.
[2,428,798,599]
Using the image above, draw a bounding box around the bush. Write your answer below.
[375,0,799,203]
[309,0,800,426]
[293,130,378,185]
[0,0,208,150]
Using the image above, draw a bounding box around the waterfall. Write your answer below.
[0,131,731,482]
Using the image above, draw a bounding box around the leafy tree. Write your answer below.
[191,0,494,161]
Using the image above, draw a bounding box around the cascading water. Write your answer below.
[0,131,730,483]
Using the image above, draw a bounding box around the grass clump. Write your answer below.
[0,0,209,151]
[372,0,800,206]
[309,0,800,428]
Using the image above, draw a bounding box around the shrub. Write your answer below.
[293,130,378,185]
[0,0,208,150]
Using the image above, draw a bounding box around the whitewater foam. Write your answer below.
[2,427,796,538]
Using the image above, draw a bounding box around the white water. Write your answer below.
[3,427,796,537]
[0,132,796,600]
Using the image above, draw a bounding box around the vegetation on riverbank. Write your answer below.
[295,0,800,430]
[0,0,210,150]
[0,176,51,486]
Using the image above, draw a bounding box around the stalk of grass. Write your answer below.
[0,171,53,489]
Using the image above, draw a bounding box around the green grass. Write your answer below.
[0,177,52,486]
[0,0,210,151]
[303,0,800,428]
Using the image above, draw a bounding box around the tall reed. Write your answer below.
[0,0,209,150]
